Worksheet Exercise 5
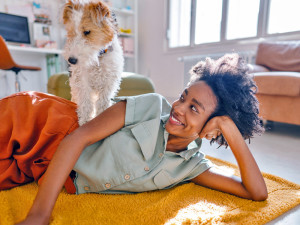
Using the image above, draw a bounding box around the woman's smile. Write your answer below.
[168,112,185,126]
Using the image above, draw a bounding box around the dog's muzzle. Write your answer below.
[68,57,78,65]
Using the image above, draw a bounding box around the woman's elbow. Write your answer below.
[250,189,268,201]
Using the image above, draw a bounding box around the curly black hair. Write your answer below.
[189,53,264,147]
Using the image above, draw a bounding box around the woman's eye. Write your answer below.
[191,105,198,112]
[83,30,91,36]
[179,95,184,101]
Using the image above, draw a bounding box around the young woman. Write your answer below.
[0,54,267,225]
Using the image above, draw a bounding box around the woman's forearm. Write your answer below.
[219,117,268,200]
[25,134,87,222]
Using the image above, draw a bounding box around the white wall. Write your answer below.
[137,0,184,102]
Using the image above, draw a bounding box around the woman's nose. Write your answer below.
[173,103,185,115]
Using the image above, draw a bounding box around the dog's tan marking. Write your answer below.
[80,1,115,47]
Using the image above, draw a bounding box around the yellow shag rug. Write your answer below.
[1,156,300,225]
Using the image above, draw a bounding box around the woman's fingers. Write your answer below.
[199,117,223,139]
[204,131,219,140]
[205,134,213,140]
[200,127,223,140]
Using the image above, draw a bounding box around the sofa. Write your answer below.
[248,41,300,126]
[47,72,155,100]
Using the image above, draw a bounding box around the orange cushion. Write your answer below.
[253,72,300,97]
[255,41,300,72]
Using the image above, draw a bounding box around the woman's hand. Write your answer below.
[16,213,48,225]
[199,116,230,140]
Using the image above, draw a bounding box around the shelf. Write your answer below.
[8,45,63,55]
[119,33,134,37]
[111,7,134,16]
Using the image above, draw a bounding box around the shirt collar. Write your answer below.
[161,114,169,125]
[178,139,202,160]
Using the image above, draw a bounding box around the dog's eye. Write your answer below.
[83,30,91,36]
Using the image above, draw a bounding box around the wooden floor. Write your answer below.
[201,122,300,225]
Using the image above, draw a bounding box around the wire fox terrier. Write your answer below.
[63,0,124,125]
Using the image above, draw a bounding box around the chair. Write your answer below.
[248,41,300,125]
[0,35,41,92]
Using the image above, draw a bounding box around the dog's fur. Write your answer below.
[63,0,124,125]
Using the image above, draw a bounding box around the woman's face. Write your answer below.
[165,81,218,139]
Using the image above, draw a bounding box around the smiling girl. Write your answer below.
[0,54,267,225]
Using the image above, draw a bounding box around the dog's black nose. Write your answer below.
[68,57,78,65]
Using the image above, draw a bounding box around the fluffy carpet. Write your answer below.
[1,156,299,225]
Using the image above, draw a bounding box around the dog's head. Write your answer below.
[62,0,118,66]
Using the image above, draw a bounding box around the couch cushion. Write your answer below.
[47,73,71,100]
[117,72,155,96]
[253,72,300,96]
[256,41,300,72]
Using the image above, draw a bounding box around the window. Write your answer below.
[168,0,192,47]
[167,0,300,49]
[226,0,260,40]
[195,0,223,44]
[268,0,300,34]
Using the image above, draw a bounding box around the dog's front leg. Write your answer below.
[94,89,112,118]
[70,75,94,126]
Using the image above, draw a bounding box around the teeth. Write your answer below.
[172,115,183,125]
[172,116,180,123]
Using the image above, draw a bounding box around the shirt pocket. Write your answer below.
[153,170,174,189]
[130,118,160,161]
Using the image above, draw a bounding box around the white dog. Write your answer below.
[62,0,124,125]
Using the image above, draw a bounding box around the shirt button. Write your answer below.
[124,174,130,180]
[105,183,111,188]
[159,153,164,158]
[84,186,90,191]
[144,166,150,171]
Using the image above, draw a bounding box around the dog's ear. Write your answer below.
[63,1,74,25]
[89,1,110,25]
